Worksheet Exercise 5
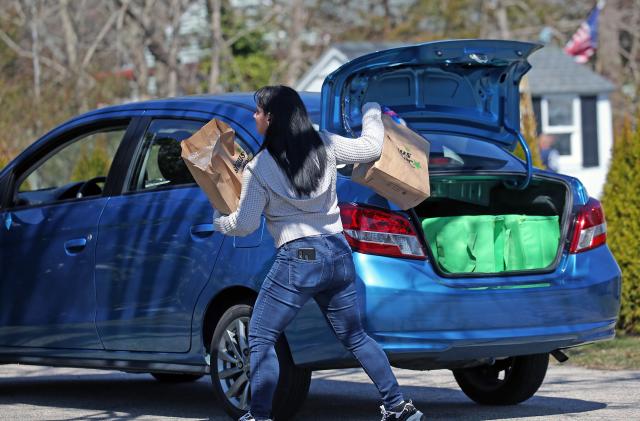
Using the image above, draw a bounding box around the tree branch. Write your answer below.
[59,0,79,69]
[0,28,67,75]
[115,0,179,72]
[222,5,281,48]
[81,4,124,70]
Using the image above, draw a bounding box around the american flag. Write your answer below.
[564,1,606,63]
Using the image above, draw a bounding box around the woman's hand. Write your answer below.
[361,101,381,115]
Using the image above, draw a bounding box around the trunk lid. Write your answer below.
[320,39,542,150]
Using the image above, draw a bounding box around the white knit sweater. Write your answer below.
[212,102,383,248]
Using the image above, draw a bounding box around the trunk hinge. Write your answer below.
[503,104,532,190]
[507,130,532,190]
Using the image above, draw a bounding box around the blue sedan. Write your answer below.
[0,40,621,420]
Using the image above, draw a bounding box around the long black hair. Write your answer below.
[254,85,327,197]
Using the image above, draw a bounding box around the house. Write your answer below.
[296,42,615,198]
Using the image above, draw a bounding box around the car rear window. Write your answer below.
[335,130,524,177]
[423,133,523,172]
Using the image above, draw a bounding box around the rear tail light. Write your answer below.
[339,203,426,259]
[569,198,607,253]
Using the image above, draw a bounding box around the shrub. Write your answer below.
[70,141,111,183]
[601,115,640,334]
[513,90,543,168]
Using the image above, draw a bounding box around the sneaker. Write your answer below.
[238,412,273,421]
[380,399,426,421]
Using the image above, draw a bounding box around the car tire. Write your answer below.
[210,303,311,421]
[452,353,549,405]
[150,372,205,383]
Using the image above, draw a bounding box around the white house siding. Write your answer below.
[548,95,613,199]
[304,57,345,92]
[299,75,325,92]
[567,95,614,199]
[296,49,348,93]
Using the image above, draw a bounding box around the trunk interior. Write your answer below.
[412,175,569,275]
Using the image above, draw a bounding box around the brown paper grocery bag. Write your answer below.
[352,114,430,210]
[180,119,252,214]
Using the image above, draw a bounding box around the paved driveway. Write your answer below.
[0,363,638,420]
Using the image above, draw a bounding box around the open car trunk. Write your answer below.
[322,40,569,275]
[412,175,570,275]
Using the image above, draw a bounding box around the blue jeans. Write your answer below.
[248,232,404,419]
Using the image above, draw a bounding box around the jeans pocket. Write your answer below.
[288,257,326,291]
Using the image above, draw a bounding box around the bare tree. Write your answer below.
[284,0,307,86]
[115,0,192,98]
[595,0,640,120]
[205,0,282,92]
[27,0,41,132]
[207,0,223,93]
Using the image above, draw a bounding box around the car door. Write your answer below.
[94,115,259,352]
[0,119,132,349]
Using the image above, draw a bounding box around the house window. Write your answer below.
[547,95,573,126]
[541,94,581,168]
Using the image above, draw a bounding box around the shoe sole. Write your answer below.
[407,411,426,421]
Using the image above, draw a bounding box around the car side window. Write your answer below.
[128,118,251,193]
[13,126,127,207]
[128,119,202,192]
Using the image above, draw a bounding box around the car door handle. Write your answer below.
[190,223,215,238]
[64,238,87,254]
[3,212,12,230]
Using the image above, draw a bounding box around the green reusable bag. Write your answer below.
[503,215,560,271]
[421,214,560,274]
[422,215,497,273]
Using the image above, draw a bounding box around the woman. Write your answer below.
[213,85,425,421]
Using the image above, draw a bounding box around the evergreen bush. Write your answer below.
[514,89,543,168]
[601,115,640,334]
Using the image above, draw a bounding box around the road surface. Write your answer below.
[0,363,638,420]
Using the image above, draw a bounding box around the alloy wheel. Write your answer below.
[216,315,251,410]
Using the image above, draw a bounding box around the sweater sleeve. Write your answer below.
[322,102,384,165]
[212,165,267,236]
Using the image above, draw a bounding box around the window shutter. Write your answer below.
[580,96,599,167]
[532,96,542,136]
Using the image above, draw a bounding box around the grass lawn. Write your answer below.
[559,334,640,370]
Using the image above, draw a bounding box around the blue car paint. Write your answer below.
[0,110,144,351]
[284,242,620,368]
[94,186,225,353]
[0,91,621,374]
[0,196,108,349]
[92,106,261,353]
[279,168,621,368]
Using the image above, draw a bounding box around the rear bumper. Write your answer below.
[368,244,620,365]
[382,319,616,369]
[287,245,621,369]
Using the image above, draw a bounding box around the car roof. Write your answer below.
[84,91,322,118]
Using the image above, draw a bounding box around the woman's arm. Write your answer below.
[213,166,268,236]
[322,102,384,165]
